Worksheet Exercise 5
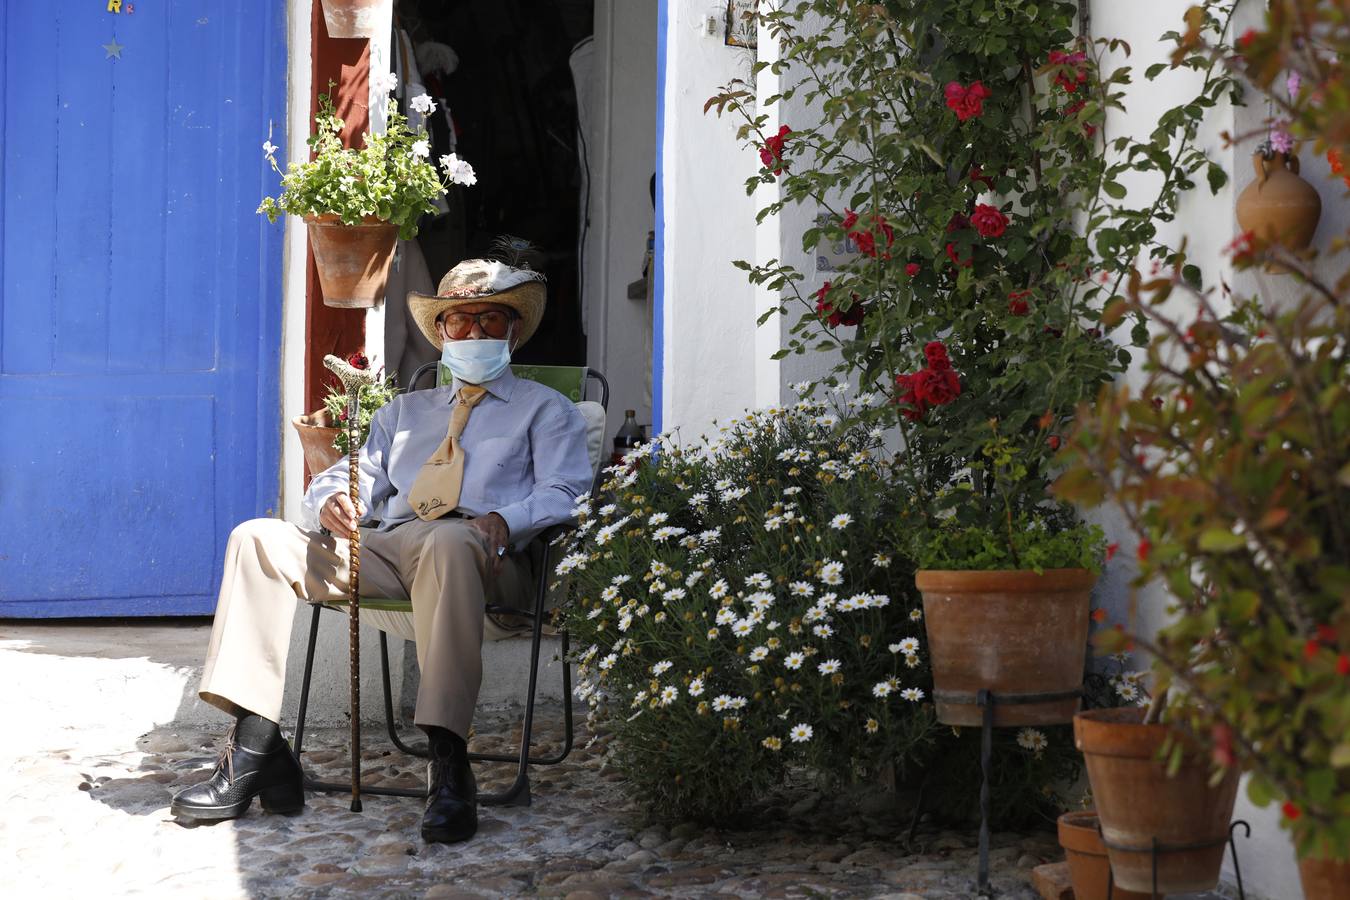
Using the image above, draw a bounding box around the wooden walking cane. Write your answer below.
[323,354,377,813]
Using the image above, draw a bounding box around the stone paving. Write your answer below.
[2,623,1234,899]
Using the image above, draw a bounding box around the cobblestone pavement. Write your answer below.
[2,624,1231,899]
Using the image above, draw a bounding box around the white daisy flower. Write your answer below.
[746,592,775,613]
[711,694,734,712]
[789,723,813,743]
[763,516,784,532]
[812,624,834,639]
[872,553,892,568]
[749,646,769,661]
[713,479,733,492]
[709,579,730,599]
[829,513,854,530]
[598,503,617,516]
[586,607,603,620]
[909,609,923,622]
[731,619,754,638]
[819,560,844,585]
[611,574,632,586]
[817,658,841,675]
[688,677,705,697]
[555,552,588,575]
[652,526,686,542]
[900,687,925,702]
[685,570,705,588]
[783,486,803,496]
[698,527,722,545]
[745,573,771,588]
[836,596,861,613]
[601,586,620,602]
[651,660,673,676]
[896,637,920,654]
[762,736,783,751]
[1116,682,1140,702]
[618,614,633,633]
[784,652,805,670]
[1017,728,1048,753]
[721,486,750,502]
[872,681,894,698]
[650,561,670,576]
[802,607,826,624]
[866,594,891,609]
[648,512,669,526]
[688,492,709,507]
[706,627,719,640]
[599,653,617,670]
[715,608,736,626]
[659,685,679,706]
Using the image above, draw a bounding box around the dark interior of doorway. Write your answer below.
[394,0,594,367]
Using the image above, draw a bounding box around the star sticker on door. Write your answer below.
[102,39,124,59]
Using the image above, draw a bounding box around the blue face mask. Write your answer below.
[441,338,512,385]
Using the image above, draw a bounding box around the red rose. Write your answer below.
[944,80,991,122]
[1064,99,1097,137]
[815,282,865,327]
[1137,539,1151,563]
[913,366,960,407]
[905,262,920,277]
[971,204,1009,238]
[945,243,972,269]
[970,165,995,190]
[347,352,370,369]
[759,125,791,175]
[1008,296,1030,316]
[849,214,894,259]
[923,341,949,368]
[1048,49,1088,93]
[893,372,926,421]
[852,230,877,257]
[1047,435,1061,450]
[1338,654,1350,676]
[1282,801,1301,821]
[841,208,859,231]
[946,213,970,233]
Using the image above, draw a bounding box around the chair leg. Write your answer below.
[293,603,323,757]
[380,631,429,758]
[559,624,574,762]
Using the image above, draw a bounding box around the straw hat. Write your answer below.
[408,257,547,350]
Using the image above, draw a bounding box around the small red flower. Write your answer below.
[905,262,920,277]
[1048,49,1089,93]
[759,125,791,175]
[347,352,370,369]
[913,366,961,407]
[1315,624,1338,643]
[971,204,1009,239]
[923,341,950,368]
[1282,801,1301,821]
[1091,608,1107,623]
[1338,654,1350,676]
[849,214,895,259]
[1106,543,1119,561]
[970,165,995,190]
[1305,638,1322,660]
[1047,435,1061,450]
[1137,539,1151,563]
[944,80,992,122]
[894,372,925,421]
[945,243,972,269]
[1007,291,1031,316]
[1063,99,1097,138]
[1237,28,1257,49]
[815,281,865,328]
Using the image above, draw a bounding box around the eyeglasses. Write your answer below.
[440,310,517,340]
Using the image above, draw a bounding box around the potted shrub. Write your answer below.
[291,353,398,474]
[1056,7,1350,893]
[258,84,476,308]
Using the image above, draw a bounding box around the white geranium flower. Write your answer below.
[411,139,431,158]
[688,677,705,697]
[262,140,279,159]
[872,681,894,698]
[409,92,437,115]
[819,560,844,585]
[900,687,925,702]
[829,513,853,530]
[370,70,399,93]
[438,152,477,186]
[784,652,805,670]
[1017,728,1048,753]
[817,658,841,675]
[749,646,769,661]
[789,723,813,743]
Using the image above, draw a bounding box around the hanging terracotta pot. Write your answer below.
[292,409,342,475]
[1235,150,1322,267]
[1057,811,1150,900]
[1299,854,1350,900]
[915,568,1094,726]
[319,0,390,39]
[1074,707,1240,894]
[306,215,398,308]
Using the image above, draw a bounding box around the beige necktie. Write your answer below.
[408,385,489,521]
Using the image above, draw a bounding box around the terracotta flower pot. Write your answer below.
[306,215,399,308]
[1235,150,1322,267]
[1057,811,1150,900]
[1299,854,1350,900]
[1074,707,1240,894]
[915,568,1095,726]
[319,0,390,39]
[292,409,342,475]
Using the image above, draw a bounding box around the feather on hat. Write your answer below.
[408,237,547,349]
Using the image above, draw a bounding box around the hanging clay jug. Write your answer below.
[1236,151,1322,269]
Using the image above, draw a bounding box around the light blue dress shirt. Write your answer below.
[304,369,592,549]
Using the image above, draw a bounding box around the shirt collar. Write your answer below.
[450,366,517,403]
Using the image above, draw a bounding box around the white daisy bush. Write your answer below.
[557,399,946,820]
[258,85,476,240]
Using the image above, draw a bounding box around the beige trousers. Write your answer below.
[198,517,532,738]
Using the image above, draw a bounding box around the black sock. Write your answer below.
[422,725,467,759]
[236,712,283,753]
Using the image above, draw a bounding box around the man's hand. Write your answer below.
[467,512,510,576]
[320,492,365,534]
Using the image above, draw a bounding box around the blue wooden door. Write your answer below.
[0,2,285,617]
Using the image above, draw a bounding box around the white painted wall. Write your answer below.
[586,0,659,439]
[658,1,760,441]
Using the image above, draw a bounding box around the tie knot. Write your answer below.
[457,385,488,407]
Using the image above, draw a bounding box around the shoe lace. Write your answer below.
[215,724,239,783]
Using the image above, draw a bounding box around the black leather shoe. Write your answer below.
[170,728,305,822]
[421,747,478,843]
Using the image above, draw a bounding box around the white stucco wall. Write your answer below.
[658,1,760,440]
[586,0,659,439]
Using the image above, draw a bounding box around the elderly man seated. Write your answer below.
[171,258,593,843]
